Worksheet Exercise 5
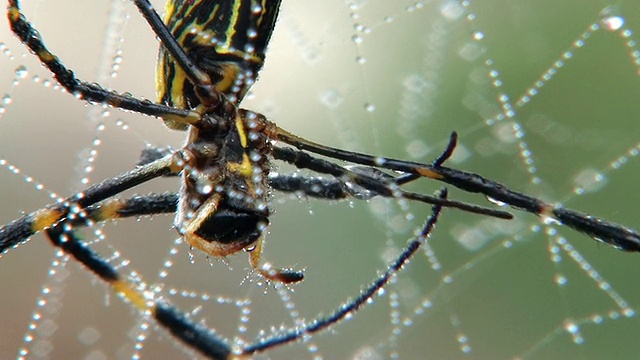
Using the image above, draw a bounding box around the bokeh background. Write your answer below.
[1,0,640,359]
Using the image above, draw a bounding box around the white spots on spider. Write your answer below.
[195,177,214,195]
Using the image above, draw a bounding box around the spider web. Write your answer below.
[1,0,640,358]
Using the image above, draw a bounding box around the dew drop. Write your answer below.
[600,7,624,31]
[555,274,568,286]
[364,103,376,112]
[15,65,28,78]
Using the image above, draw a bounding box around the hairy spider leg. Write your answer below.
[0,157,173,253]
[45,222,233,359]
[23,185,447,358]
[241,189,447,355]
[275,129,640,251]
[140,145,512,219]
[0,140,514,257]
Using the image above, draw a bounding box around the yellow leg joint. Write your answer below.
[31,209,63,233]
[416,167,444,180]
[112,280,151,312]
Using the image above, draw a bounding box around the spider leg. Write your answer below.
[269,173,352,200]
[241,189,448,355]
[131,0,219,105]
[177,185,303,284]
[136,145,348,199]
[45,223,232,359]
[78,193,178,224]
[0,157,173,254]
[7,1,200,125]
[3,186,229,358]
[272,146,512,219]
[137,145,511,218]
[270,126,640,251]
[30,187,445,358]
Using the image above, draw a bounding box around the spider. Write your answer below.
[3,0,640,358]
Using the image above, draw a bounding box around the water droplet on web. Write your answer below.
[600,7,624,31]
[564,321,578,334]
[15,65,28,78]
[542,216,562,226]
[486,196,506,207]
[196,178,213,195]
[351,346,382,360]
[555,274,568,286]
[364,103,376,112]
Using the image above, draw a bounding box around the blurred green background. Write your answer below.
[1,0,640,359]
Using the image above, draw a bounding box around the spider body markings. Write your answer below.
[157,0,290,280]
[3,0,640,358]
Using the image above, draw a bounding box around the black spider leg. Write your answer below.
[44,222,232,359]
[272,146,512,219]
[131,0,220,103]
[137,146,512,219]
[26,187,445,359]
[0,141,365,254]
[7,1,200,124]
[77,193,178,224]
[138,147,384,200]
[277,130,640,251]
[241,189,448,355]
[0,157,173,254]
[393,131,456,186]
[9,190,230,358]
